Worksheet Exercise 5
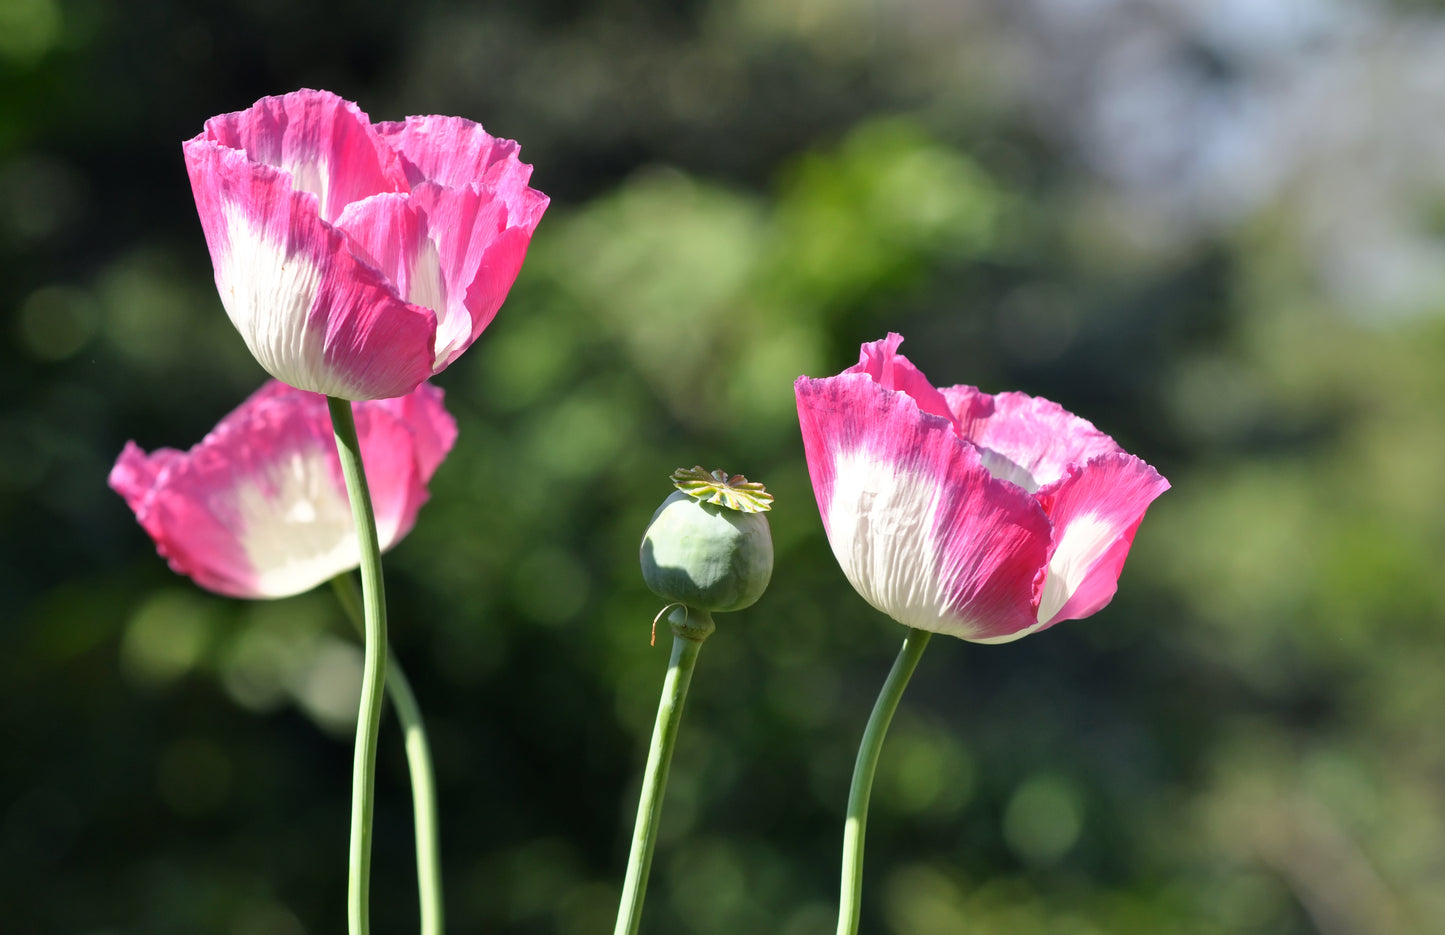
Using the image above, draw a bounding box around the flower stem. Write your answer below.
[331,574,444,935]
[327,397,388,935]
[836,626,932,935]
[614,606,715,935]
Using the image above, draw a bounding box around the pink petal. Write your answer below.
[1034,452,1171,627]
[405,182,511,366]
[110,381,457,599]
[186,93,547,398]
[350,402,429,550]
[332,184,544,375]
[451,224,537,368]
[375,383,458,482]
[110,441,256,597]
[331,191,439,314]
[796,371,1053,641]
[375,116,547,368]
[200,89,408,224]
[847,333,957,426]
[942,385,1123,490]
[183,139,438,399]
[375,115,532,192]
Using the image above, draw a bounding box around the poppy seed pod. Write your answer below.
[639,469,774,614]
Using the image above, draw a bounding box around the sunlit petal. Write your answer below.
[109,381,457,599]
[184,90,547,399]
[797,334,1168,642]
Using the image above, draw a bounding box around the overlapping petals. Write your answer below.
[109,381,458,599]
[795,334,1168,643]
[183,89,548,400]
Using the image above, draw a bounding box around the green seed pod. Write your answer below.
[639,468,774,613]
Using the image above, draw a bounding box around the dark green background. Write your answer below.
[4,1,1443,932]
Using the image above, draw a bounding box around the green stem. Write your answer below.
[613,606,715,935]
[327,397,388,935]
[331,574,444,935]
[836,626,932,935]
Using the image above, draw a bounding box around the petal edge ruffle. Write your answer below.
[200,89,408,223]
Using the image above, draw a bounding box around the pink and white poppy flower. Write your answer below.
[183,89,548,400]
[795,334,1169,643]
[110,381,458,599]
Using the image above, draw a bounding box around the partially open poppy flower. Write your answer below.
[183,89,548,400]
[110,381,457,599]
[795,334,1168,643]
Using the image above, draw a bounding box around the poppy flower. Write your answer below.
[110,381,457,599]
[183,89,548,400]
[795,334,1168,642]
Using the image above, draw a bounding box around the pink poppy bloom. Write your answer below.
[183,89,548,400]
[109,381,457,599]
[795,334,1169,643]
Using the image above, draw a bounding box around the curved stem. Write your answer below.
[613,608,714,935]
[327,397,388,935]
[836,626,932,935]
[331,574,444,935]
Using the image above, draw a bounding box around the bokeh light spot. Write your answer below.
[1003,773,1084,866]
[121,589,219,687]
[0,0,61,66]
[17,285,98,361]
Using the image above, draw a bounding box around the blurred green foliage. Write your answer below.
[4,1,1445,934]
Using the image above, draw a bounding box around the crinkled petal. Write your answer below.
[375,115,532,192]
[375,116,548,369]
[942,385,1122,490]
[1033,452,1171,628]
[376,382,458,481]
[411,180,547,369]
[348,403,426,554]
[334,184,544,374]
[110,441,255,596]
[109,381,457,599]
[449,224,537,369]
[183,139,438,399]
[847,333,957,426]
[186,93,547,397]
[405,182,509,367]
[332,191,442,316]
[201,89,408,223]
[796,371,1053,641]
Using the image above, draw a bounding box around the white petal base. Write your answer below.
[235,447,400,598]
[1037,512,1114,624]
[219,205,327,390]
[827,450,950,630]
